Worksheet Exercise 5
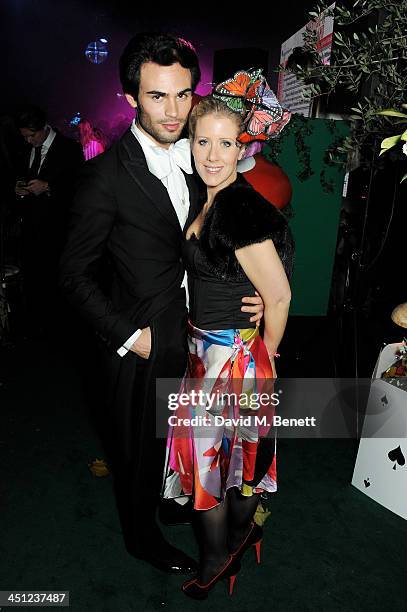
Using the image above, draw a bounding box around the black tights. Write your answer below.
[192,487,261,583]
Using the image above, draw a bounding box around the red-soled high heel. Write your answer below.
[253,539,262,564]
[181,554,241,600]
[231,521,263,564]
[229,573,237,595]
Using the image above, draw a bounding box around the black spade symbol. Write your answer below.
[388,446,405,470]
[364,478,371,488]
[381,395,388,405]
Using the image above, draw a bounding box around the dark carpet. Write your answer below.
[1,314,406,612]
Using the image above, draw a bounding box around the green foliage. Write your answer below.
[265,114,315,183]
[264,114,347,193]
[377,106,407,182]
[281,0,407,167]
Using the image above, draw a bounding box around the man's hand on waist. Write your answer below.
[241,291,264,327]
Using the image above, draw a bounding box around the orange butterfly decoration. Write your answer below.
[213,68,291,143]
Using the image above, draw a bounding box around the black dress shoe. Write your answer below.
[158,499,193,526]
[127,535,197,574]
[134,548,197,574]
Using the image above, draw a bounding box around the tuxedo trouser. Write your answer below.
[106,294,188,552]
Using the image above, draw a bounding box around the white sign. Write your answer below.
[278,3,335,116]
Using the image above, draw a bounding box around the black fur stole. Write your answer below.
[199,175,295,282]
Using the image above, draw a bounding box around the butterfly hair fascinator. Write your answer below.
[213,68,291,144]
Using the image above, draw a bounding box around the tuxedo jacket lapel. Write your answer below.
[183,170,202,230]
[119,129,183,235]
[38,131,62,177]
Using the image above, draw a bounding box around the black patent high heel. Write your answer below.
[181,554,241,600]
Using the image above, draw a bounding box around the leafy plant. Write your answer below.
[281,0,407,168]
[377,104,407,182]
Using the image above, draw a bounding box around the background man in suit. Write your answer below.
[15,106,83,336]
[59,33,263,574]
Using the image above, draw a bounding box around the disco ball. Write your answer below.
[69,112,81,126]
[85,41,108,64]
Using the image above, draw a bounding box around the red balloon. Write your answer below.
[243,155,292,209]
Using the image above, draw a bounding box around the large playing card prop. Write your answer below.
[352,343,407,520]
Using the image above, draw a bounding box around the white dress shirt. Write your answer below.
[29,125,56,171]
[117,121,192,357]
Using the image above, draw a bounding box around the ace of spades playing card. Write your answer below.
[352,343,407,520]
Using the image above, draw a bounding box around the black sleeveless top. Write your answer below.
[182,175,295,331]
[183,235,257,329]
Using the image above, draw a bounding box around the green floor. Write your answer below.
[1,339,407,612]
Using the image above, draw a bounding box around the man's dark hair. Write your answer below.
[119,32,201,99]
[16,105,48,131]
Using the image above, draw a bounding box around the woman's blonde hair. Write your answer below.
[188,96,244,141]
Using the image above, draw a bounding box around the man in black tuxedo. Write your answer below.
[59,33,263,574]
[15,106,83,335]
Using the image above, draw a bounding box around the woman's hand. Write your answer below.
[268,355,277,378]
[235,239,291,379]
